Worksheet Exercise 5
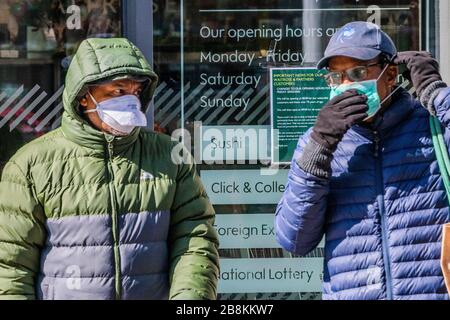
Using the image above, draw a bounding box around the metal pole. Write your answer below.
[123,0,154,129]
[439,0,450,83]
[302,0,322,65]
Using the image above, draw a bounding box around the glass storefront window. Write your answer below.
[0,0,122,171]
[0,0,447,300]
[153,0,441,300]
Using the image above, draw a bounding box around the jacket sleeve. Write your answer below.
[275,130,330,256]
[0,161,46,300]
[168,146,219,300]
[433,87,450,129]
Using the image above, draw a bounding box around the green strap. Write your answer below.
[430,116,450,202]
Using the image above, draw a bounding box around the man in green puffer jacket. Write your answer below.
[0,38,220,300]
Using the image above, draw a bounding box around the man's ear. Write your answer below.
[79,96,88,108]
[78,85,91,108]
[387,65,399,86]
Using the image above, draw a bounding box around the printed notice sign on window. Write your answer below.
[270,68,330,164]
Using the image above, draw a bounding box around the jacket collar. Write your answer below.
[61,112,140,155]
[352,87,418,140]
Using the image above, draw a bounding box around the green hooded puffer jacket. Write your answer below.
[0,38,220,300]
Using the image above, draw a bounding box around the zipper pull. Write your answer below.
[373,131,380,158]
[104,133,116,159]
[107,142,114,159]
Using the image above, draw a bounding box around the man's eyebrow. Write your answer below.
[110,82,128,88]
[110,81,144,88]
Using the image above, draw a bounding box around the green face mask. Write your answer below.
[329,64,390,119]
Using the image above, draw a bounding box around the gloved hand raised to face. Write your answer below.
[311,90,369,152]
[394,51,447,112]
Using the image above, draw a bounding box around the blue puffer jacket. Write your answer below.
[275,87,450,300]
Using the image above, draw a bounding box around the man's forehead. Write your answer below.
[328,56,378,69]
[109,79,145,86]
[91,78,146,88]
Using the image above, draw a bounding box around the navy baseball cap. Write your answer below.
[317,21,397,69]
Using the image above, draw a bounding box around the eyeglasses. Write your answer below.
[323,62,383,87]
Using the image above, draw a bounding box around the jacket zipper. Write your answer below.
[106,141,122,300]
[373,131,393,300]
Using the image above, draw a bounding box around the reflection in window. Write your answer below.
[0,0,122,171]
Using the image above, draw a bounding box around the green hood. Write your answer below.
[61,38,159,151]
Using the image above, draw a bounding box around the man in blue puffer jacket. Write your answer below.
[275,21,450,300]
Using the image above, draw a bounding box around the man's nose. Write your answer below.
[125,86,141,96]
[342,75,354,85]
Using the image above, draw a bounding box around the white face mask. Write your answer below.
[84,92,147,136]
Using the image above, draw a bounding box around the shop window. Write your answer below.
[0,0,122,171]
[153,0,439,300]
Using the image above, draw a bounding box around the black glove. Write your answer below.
[394,51,447,111]
[296,90,368,179]
[311,90,369,151]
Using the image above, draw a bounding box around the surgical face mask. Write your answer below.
[84,92,147,136]
[329,64,401,120]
